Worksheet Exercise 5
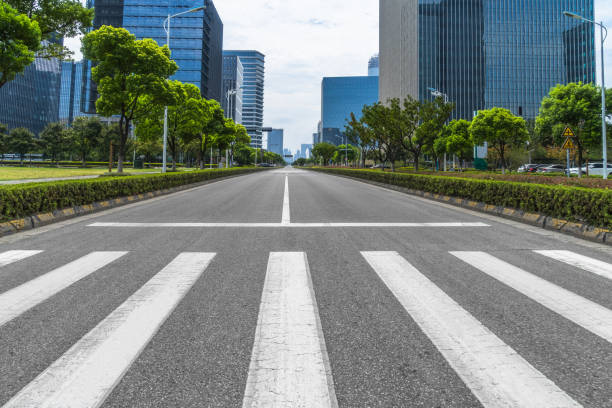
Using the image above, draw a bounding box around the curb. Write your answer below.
[0,173,246,237]
[318,171,612,246]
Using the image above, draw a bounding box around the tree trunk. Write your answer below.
[414,155,420,171]
[577,147,583,178]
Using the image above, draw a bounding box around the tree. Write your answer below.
[6,127,36,164]
[7,0,93,59]
[233,144,254,166]
[196,99,225,169]
[71,116,102,165]
[333,144,358,166]
[0,123,8,164]
[535,82,612,176]
[470,108,528,174]
[82,26,178,172]
[229,123,249,167]
[39,122,69,164]
[345,112,375,168]
[411,97,455,171]
[444,120,473,170]
[311,142,336,165]
[0,3,41,89]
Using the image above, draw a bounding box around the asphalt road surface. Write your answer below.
[0,167,611,408]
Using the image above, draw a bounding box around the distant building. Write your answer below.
[301,143,313,159]
[368,54,379,76]
[321,76,378,146]
[312,132,319,146]
[222,55,243,123]
[379,0,596,119]
[0,53,62,135]
[283,148,293,163]
[267,129,284,157]
[223,51,265,149]
[59,61,91,124]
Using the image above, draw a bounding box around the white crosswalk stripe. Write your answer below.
[362,251,581,408]
[0,251,127,327]
[0,250,43,268]
[3,252,215,408]
[243,252,337,408]
[451,251,612,344]
[534,250,612,281]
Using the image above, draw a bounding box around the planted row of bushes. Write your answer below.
[309,168,612,229]
[0,167,265,221]
[0,160,185,168]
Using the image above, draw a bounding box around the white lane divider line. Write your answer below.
[362,251,580,408]
[534,250,612,281]
[3,252,215,408]
[282,174,290,225]
[243,252,337,408]
[0,251,127,327]
[451,251,612,344]
[88,222,490,228]
[0,250,43,268]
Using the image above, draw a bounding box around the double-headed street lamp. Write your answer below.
[162,5,206,173]
[564,11,608,179]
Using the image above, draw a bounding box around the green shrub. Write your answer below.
[310,168,612,229]
[0,167,264,221]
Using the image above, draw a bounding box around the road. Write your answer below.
[0,167,611,407]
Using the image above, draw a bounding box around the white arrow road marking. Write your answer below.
[282,175,290,225]
[362,251,581,408]
[0,250,43,268]
[534,250,612,281]
[243,252,337,408]
[0,251,127,327]
[3,252,215,408]
[451,251,612,344]
[88,222,490,228]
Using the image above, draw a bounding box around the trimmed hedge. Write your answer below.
[309,168,612,229]
[0,167,265,221]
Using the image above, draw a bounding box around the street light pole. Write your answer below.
[428,87,449,171]
[162,5,206,173]
[564,11,608,179]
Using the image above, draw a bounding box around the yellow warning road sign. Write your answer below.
[562,127,575,138]
[562,137,575,150]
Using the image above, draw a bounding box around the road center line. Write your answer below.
[362,251,580,408]
[243,252,337,408]
[0,251,127,327]
[3,252,216,408]
[282,174,290,224]
[451,251,612,344]
[0,250,43,268]
[88,222,490,228]
[534,250,612,281]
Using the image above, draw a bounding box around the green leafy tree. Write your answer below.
[71,116,102,165]
[39,122,69,164]
[333,144,358,165]
[229,123,249,167]
[345,112,375,168]
[445,119,473,169]
[233,144,254,166]
[196,99,225,169]
[535,82,612,175]
[0,123,9,163]
[7,0,93,58]
[0,3,41,88]
[411,97,455,171]
[6,127,36,164]
[82,26,177,172]
[311,142,336,165]
[470,108,528,174]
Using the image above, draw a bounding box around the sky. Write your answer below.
[66,0,612,153]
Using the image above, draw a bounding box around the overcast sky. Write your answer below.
[67,0,612,152]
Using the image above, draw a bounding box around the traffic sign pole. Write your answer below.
[566,149,571,178]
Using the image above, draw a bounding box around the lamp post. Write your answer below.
[564,11,608,179]
[429,87,449,170]
[162,5,206,173]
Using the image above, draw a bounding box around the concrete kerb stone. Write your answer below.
[318,171,611,246]
[0,173,249,237]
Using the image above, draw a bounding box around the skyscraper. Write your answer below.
[301,144,313,159]
[267,129,284,157]
[0,53,62,135]
[368,54,380,76]
[223,51,265,149]
[222,55,244,123]
[321,76,379,145]
[380,0,596,119]
[59,61,89,124]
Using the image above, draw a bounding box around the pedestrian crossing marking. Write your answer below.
[534,250,612,281]
[0,251,127,327]
[451,251,612,344]
[3,252,216,408]
[0,250,43,268]
[243,252,337,408]
[362,251,581,408]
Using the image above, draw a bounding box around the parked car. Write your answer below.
[537,164,567,174]
[518,164,546,173]
[575,162,612,176]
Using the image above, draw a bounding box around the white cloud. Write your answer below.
[65,0,612,151]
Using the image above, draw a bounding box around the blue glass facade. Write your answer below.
[321,76,379,145]
[222,55,243,124]
[368,54,380,77]
[417,0,596,120]
[0,55,62,135]
[60,61,90,124]
[223,51,265,149]
[267,129,283,156]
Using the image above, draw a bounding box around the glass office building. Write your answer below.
[321,76,379,146]
[267,129,284,157]
[60,61,90,124]
[0,55,62,135]
[368,54,380,77]
[223,51,265,149]
[222,55,244,123]
[381,0,596,120]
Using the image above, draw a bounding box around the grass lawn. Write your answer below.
[0,166,162,181]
